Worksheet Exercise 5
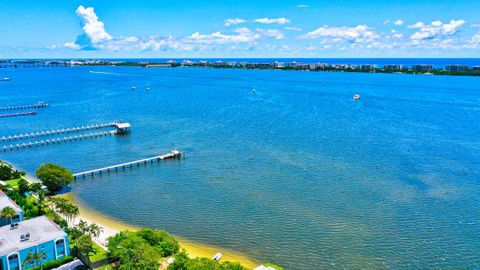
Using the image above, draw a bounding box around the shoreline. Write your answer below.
[1,160,260,269]
[60,192,260,269]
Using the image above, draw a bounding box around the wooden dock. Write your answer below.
[0,111,37,118]
[0,122,118,142]
[3,130,116,152]
[73,150,182,179]
[0,102,48,111]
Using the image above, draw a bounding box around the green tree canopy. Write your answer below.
[168,250,246,270]
[136,228,179,257]
[0,206,16,224]
[107,231,162,270]
[35,163,73,194]
[0,160,24,181]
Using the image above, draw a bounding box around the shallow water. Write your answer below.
[1,66,480,269]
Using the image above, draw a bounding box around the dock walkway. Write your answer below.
[0,102,48,111]
[3,130,116,152]
[73,150,182,179]
[0,111,37,118]
[0,122,118,142]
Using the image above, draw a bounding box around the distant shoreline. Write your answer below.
[2,59,480,77]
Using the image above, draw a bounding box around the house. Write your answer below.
[0,190,23,226]
[0,216,70,270]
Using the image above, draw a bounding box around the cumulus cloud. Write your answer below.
[410,20,465,40]
[471,24,480,28]
[254,17,290,24]
[224,18,246,26]
[284,26,302,31]
[64,5,112,49]
[189,27,262,44]
[408,21,425,29]
[256,28,285,40]
[296,4,308,8]
[303,25,379,43]
[393,20,404,26]
[64,6,291,52]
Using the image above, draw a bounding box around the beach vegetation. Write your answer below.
[168,249,246,270]
[36,163,73,194]
[0,160,25,180]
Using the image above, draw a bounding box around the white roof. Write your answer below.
[0,190,22,213]
[115,122,131,129]
[0,216,67,256]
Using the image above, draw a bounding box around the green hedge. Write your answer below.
[30,256,74,270]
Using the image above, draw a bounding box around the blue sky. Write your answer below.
[1,0,479,58]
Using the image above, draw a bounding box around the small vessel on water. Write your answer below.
[146,87,150,91]
[0,77,11,81]
[131,85,136,90]
[252,88,256,93]
[212,253,222,261]
[353,94,360,101]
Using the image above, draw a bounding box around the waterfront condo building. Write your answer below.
[0,216,70,270]
[0,191,23,227]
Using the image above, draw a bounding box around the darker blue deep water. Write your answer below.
[1,66,480,269]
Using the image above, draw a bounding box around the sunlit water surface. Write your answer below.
[1,66,480,269]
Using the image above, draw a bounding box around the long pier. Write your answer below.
[0,111,37,118]
[0,102,48,111]
[73,150,182,179]
[3,130,116,152]
[1,122,118,142]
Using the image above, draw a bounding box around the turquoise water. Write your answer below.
[1,66,480,269]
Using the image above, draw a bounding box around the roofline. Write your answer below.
[0,189,22,211]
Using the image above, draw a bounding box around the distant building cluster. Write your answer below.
[1,59,479,75]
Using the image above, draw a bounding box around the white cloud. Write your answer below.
[472,33,480,44]
[303,25,379,43]
[410,20,465,40]
[471,24,480,28]
[189,28,262,44]
[393,20,404,26]
[254,17,290,25]
[408,21,425,29]
[64,6,289,52]
[224,18,246,26]
[256,28,285,40]
[296,4,308,8]
[284,26,302,31]
[392,33,403,39]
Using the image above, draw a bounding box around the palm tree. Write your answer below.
[1,206,16,224]
[32,250,47,269]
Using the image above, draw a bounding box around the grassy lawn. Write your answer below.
[90,241,108,262]
[4,178,21,187]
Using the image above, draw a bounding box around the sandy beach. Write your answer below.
[6,161,259,269]
[58,193,259,269]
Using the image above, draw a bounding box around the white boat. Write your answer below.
[353,94,360,101]
[0,77,11,81]
[131,86,136,90]
[252,88,256,93]
[146,87,150,91]
[212,253,222,261]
